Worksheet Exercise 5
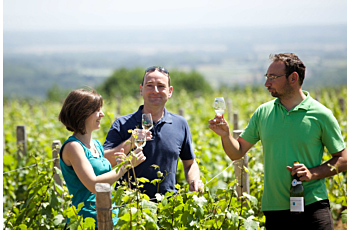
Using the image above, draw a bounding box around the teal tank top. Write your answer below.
[59,136,119,226]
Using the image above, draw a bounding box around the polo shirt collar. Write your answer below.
[274,91,311,111]
[162,107,173,123]
[136,105,173,124]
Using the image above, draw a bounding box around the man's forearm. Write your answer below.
[310,149,347,180]
[104,138,134,167]
[221,135,247,161]
[185,161,200,183]
[183,159,205,192]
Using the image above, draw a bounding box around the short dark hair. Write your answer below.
[58,88,103,134]
[141,69,171,87]
[270,53,306,86]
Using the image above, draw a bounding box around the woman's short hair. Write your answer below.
[59,88,103,134]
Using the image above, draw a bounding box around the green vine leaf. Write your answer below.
[150,179,161,186]
[66,215,83,230]
[243,216,259,230]
[137,177,150,183]
[341,209,347,223]
[53,214,65,225]
[17,224,27,230]
[83,217,96,230]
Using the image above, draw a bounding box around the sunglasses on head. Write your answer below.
[145,66,169,76]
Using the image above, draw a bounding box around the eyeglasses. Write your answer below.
[264,74,286,81]
[145,66,169,76]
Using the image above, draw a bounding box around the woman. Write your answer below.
[58,88,146,229]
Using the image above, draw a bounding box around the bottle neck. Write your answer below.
[292,174,301,181]
[292,161,300,181]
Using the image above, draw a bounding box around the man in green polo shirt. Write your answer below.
[209,53,347,230]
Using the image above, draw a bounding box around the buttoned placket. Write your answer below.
[152,118,165,138]
[284,105,305,126]
[285,109,292,124]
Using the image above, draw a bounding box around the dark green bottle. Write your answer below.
[290,161,304,214]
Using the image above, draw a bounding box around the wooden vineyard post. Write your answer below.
[338,97,344,113]
[52,140,63,197]
[315,90,320,102]
[226,98,233,125]
[3,133,5,154]
[233,130,249,198]
[116,94,122,118]
[16,125,27,161]
[178,108,184,116]
[96,183,113,230]
[233,113,239,131]
[233,113,249,200]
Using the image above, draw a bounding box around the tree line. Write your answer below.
[46,68,213,102]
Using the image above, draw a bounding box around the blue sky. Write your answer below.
[4,0,347,30]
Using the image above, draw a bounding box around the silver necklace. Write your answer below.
[74,136,99,157]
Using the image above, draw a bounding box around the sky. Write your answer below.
[3,0,347,31]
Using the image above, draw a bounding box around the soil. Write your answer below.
[334,219,346,230]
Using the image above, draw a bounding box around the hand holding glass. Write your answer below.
[214,97,226,125]
[133,129,147,148]
[142,113,154,140]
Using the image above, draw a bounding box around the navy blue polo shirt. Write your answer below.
[103,105,195,198]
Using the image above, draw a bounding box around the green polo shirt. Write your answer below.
[240,91,345,211]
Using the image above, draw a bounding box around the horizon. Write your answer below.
[4,24,346,57]
[3,22,347,32]
[3,23,346,98]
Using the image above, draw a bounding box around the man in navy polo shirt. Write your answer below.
[103,66,204,198]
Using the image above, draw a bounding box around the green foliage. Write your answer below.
[112,180,262,229]
[3,168,69,229]
[3,86,346,229]
[341,209,347,224]
[46,84,71,102]
[97,68,144,99]
[96,68,213,100]
[170,70,213,96]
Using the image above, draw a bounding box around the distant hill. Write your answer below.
[4,25,346,99]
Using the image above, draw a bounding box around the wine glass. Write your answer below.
[133,129,147,148]
[214,97,226,125]
[142,113,154,140]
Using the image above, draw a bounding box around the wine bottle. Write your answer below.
[290,161,304,214]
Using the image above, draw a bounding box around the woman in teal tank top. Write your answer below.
[58,89,146,229]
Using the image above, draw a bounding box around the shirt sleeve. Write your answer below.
[240,108,261,145]
[321,111,346,154]
[103,120,124,150]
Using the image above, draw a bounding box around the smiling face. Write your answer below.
[140,70,173,109]
[265,61,293,98]
[59,89,104,135]
[85,108,104,132]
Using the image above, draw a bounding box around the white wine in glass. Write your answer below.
[134,129,147,148]
[142,113,154,140]
[215,109,225,115]
[142,113,153,131]
[214,97,226,124]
